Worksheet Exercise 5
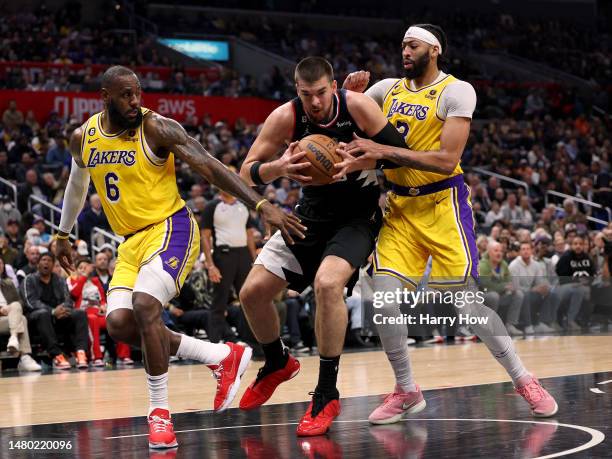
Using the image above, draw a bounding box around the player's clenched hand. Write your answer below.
[257,201,306,245]
[332,133,381,180]
[275,141,312,184]
[343,133,386,159]
[342,71,370,93]
[55,238,75,274]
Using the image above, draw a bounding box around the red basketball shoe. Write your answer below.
[239,354,300,410]
[208,342,253,412]
[148,408,178,449]
[296,391,341,437]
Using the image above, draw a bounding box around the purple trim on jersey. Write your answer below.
[159,207,194,282]
[456,182,479,281]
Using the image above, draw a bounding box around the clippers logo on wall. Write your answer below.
[0,90,280,125]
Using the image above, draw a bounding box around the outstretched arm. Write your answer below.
[56,126,91,273]
[144,113,306,243]
[338,116,471,175]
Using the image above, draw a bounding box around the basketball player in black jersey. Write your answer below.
[239,57,406,436]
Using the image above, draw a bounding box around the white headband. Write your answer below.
[404,26,443,55]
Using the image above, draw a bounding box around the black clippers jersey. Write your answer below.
[291,89,380,222]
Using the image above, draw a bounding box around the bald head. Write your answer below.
[101,65,138,90]
[487,240,503,264]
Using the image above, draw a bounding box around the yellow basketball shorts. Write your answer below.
[374,175,478,288]
[107,206,200,301]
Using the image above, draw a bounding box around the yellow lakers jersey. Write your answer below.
[382,74,464,187]
[80,108,184,236]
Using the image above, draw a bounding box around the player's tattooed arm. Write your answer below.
[144,113,306,243]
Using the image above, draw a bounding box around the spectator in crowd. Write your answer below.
[17,169,45,213]
[282,289,310,354]
[16,244,40,283]
[0,196,21,232]
[201,189,257,345]
[167,268,211,338]
[21,252,89,370]
[4,219,24,256]
[345,266,374,347]
[67,258,132,366]
[0,255,18,287]
[508,242,557,334]
[0,235,19,269]
[93,251,112,292]
[479,241,523,336]
[518,196,534,227]
[31,217,52,245]
[0,270,41,371]
[476,235,489,258]
[555,235,594,331]
[45,134,71,169]
[185,184,205,212]
[2,100,23,131]
[485,200,504,227]
[501,193,523,226]
[77,194,110,245]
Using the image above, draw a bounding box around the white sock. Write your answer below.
[147,372,169,416]
[175,334,230,365]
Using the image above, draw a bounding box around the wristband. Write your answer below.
[255,199,267,212]
[250,161,268,186]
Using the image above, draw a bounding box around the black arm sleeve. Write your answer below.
[369,122,405,169]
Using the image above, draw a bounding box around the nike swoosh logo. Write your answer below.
[435,196,448,205]
[402,402,414,409]
[87,138,98,144]
[391,89,402,96]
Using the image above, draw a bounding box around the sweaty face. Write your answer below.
[296,77,336,123]
[402,40,432,79]
[105,75,143,129]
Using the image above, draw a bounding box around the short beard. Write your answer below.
[404,52,430,79]
[108,99,143,129]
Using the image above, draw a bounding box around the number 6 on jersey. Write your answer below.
[104,172,120,202]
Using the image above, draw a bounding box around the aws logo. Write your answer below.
[165,257,181,270]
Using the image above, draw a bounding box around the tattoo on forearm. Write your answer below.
[177,137,262,209]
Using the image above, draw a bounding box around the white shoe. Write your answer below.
[568,321,582,332]
[18,354,42,372]
[407,337,416,345]
[505,323,523,336]
[7,335,19,354]
[534,322,555,334]
[524,325,535,335]
[551,322,563,332]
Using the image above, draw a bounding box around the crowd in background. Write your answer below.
[1,4,610,111]
[0,1,610,371]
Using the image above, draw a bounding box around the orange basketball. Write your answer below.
[297,134,341,186]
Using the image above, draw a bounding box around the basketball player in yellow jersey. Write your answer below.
[54,66,305,450]
[340,24,558,423]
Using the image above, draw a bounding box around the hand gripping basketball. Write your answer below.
[276,141,313,184]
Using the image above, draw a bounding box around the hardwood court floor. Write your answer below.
[2,335,612,428]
